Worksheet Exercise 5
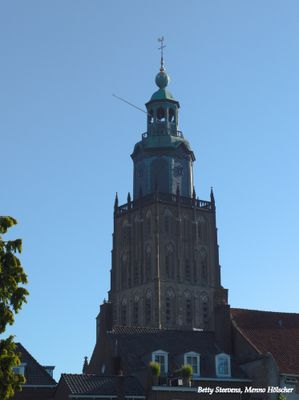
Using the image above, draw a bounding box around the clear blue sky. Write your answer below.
[1,0,299,380]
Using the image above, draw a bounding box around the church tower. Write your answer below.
[107,51,228,331]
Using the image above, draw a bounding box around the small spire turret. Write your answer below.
[127,192,131,211]
[82,356,89,374]
[114,192,119,212]
[210,187,215,205]
[193,186,196,200]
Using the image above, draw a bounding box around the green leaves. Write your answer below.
[0,337,25,400]
[0,217,28,399]
[0,217,17,235]
[0,218,28,334]
[148,361,161,377]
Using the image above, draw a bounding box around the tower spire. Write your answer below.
[158,36,166,71]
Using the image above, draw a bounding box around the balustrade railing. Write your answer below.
[142,129,184,139]
[116,192,213,216]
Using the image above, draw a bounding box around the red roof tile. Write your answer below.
[231,308,299,374]
[61,374,144,396]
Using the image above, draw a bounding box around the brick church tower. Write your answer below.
[107,54,228,332]
[77,47,299,397]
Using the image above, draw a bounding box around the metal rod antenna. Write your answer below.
[112,94,148,114]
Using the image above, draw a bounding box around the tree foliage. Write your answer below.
[278,395,288,400]
[0,217,29,400]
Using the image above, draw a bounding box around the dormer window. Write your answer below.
[215,353,231,377]
[184,352,200,377]
[13,362,26,376]
[152,350,168,375]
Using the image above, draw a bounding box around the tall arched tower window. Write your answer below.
[133,259,139,285]
[165,243,175,278]
[183,217,191,241]
[184,291,193,326]
[168,108,175,123]
[200,247,208,285]
[121,254,128,289]
[133,294,139,326]
[165,288,175,325]
[148,109,154,124]
[185,258,191,281]
[145,246,152,281]
[122,221,131,245]
[157,107,166,123]
[145,290,152,325]
[150,158,169,193]
[200,292,209,328]
[121,298,127,325]
[164,209,173,234]
[197,216,208,243]
[145,210,152,237]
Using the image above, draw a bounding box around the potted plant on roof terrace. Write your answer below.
[179,364,193,387]
[148,361,160,386]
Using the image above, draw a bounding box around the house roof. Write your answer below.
[107,327,246,379]
[16,343,56,386]
[60,374,145,396]
[231,308,299,374]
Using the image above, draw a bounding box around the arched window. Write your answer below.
[165,288,175,325]
[163,209,172,234]
[200,292,209,328]
[145,290,152,325]
[121,254,128,289]
[200,247,208,285]
[215,353,231,377]
[152,350,168,375]
[157,107,166,122]
[151,158,169,193]
[128,263,132,288]
[165,243,175,278]
[184,352,200,378]
[168,108,175,123]
[183,217,191,241]
[145,210,152,236]
[185,258,191,281]
[145,246,152,281]
[197,216,208,243]
[197,221,202,239]
[185,291,193,326]
[193,261,197,282]
[133,294,139,326]
[148,109,154,124]
[123,222,131,245]
[133,260,139,285]
[121,298,127,325]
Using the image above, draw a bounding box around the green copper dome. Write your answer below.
[150,88,174,101]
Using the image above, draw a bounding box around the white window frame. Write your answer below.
[184,351,200,378]
[215,353,231,377]
[152,350,168,375]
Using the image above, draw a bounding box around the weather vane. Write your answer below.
[158,36,166,71]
